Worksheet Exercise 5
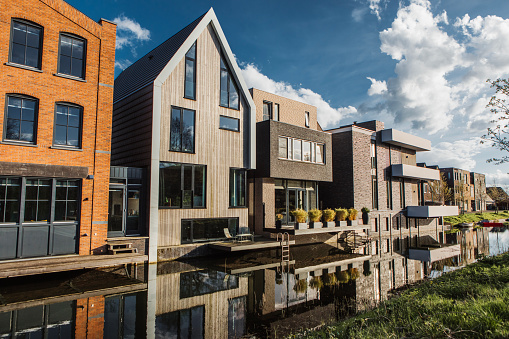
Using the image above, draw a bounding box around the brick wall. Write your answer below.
[0,0,116,255]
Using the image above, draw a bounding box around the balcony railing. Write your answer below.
[391,164,440,181]
[406,205,459,218]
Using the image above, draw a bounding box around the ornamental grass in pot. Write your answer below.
[308,209,323,228]
[291,209,308,230]
[361,207,370,225]
[347,208,358,226]
[323,209,336,227]
[335,208,348,227]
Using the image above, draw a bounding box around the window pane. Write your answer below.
[54,125,67,145]
[67,185,78,201]
[193,166,205,208]
[181,220,192,243]
[170,108,181,151]
[183,166,192,191]
[26,26,40,48]
[59,55,71,75]
[68,107,81,127]
[7,97,22,119]
[11,43,25,65]
[186,43,196,59]
[278,137,287,159]
[6,119,20,140]
[274,103,279,121]
[56,105,68,125]
[24,201,37,221]
[25,46,39,68]
[159,163,181,207]
[263,102,270,121]
[72,39,84,59]
[303,141,311,161]
[5,200,19,222]
[12,22,27,44]
[60,36,72,56]
[220,70,229,106]
[229,79,239,109]
[293,139,302,161]
[67,127,79,146]
[66,201,78,220]
[55,201,66,221]
[288,138,293,160]
[20,121,34,142]
[316,144,324,164]
[22,102,35,122]
[219,116,239,131]
[56,185,67,200]
[185,59,195,99]
[38,180,51,200]
[182,109,194,152]
[71,58,83,78]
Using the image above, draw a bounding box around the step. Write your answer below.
[108,243,132,250]
[109,248,138,255]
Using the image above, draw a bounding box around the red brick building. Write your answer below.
[0,0,116,260]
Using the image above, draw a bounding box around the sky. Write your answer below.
[67,0,509,187]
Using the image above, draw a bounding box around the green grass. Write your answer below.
[444,211,509,226]
[292,252,509,339]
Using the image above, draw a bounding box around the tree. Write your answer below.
[427,172,452,205]
[481,78,509,164]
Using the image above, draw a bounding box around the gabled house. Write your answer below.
[112,9,256,262]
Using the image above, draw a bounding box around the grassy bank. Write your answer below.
[444,211,509,225]
[294,252,509,338]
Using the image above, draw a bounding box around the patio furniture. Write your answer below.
[223,228,238,242]
[237,226,254,241]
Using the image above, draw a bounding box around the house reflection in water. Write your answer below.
[0,228,498,338]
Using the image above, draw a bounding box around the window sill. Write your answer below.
[219,127,240,133]
[219,104,240,111]
[53,73,86,82]
[5,62,42,73]
[0,141,38,147]
[277,157,326,165]
[50,145,83,151]
[168,150,196,154]
[184,96,196,101]
[229,206,248,209]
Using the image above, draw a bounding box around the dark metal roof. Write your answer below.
[113,12,207,103]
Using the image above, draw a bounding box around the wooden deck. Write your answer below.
[0,253,147,279]
[209,238,296,252]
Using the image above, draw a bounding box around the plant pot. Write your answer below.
[276,220,282,229]
[295,222,308,230]
[336,220,347,227]
[310,221,323,229]
[362,213,370,225]
[347,220,358,226]
[326,221,336,228]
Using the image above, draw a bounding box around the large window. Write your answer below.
[159,163,205,208]
[58,34,86,79]
[278,136,325,164]
[3,95,37,144]
[263,101,272,120]
[230,169,246,207]
[274,180,318,225]
[180,270,238,298]
[54,180,79,221]
[305,111,310,128]
[170,107,195,153]
[155,306,204,339]
[219,116,239,132]
[181,218,238,243]
[0,178,20,223]
[220,58,239,110]
[184,42,196,99]
[9,20,42,69]
[53,103,82,148]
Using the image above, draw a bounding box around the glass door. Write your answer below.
[287,188,306,224]
[108,186,126,237]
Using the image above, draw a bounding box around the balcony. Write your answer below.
[380,129,431,152]
[391,164,440,181]
[408,244,461,262]
[406,205,459,218]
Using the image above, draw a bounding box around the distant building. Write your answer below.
[486,187,509,210]
[0,0,116,261]
[470,172,487,212]
[439,168,472,213]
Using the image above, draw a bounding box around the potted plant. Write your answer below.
[308,209,323,228]
[275,213,283,229]
[361,207,370,225]
[335,208,348,227]
[291,209,308,230]
[347,208,358,226]
[337,270,350,284]
[293,278,308,294]
[323,208,336,227]
[324,272,337,286]
[310,276,323,290]
[348,267,360,280]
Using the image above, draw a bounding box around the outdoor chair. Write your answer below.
[223,228,238,242]
[238,226,254,241]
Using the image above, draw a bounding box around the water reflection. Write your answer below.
[0,227,508,338]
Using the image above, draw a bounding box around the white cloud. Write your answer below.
[367,77,387,96]
[240,63,357,128]
[485,169,509,187]
[369,0,382,20]
[113,15,150,55]
[366,0,509,135]
[115,59,132,71]
[418,137,490,171]
[352,7,368,22]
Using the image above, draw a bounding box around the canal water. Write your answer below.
[0,227,508,338]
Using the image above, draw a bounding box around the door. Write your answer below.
[108,186,125,237]
[287,188,306,224]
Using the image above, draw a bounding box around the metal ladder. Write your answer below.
[277,232,291,271]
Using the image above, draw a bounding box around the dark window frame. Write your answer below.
[8,18,43,70]
[184,42,196,100]
[262,101,272,121]
[219,115,240,132]
[274,103,280,121]
[305,111,310,128]
[3,93,38,145]
[169,106,196,153]
[52,102,83,149]
[229,168,247,208]
[159,162,206,209]
[57,32,87,79]
[219,57,240,110]
[181,217,239,243]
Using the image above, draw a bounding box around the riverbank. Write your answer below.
[444,211,509,225]
[293,252,509,338]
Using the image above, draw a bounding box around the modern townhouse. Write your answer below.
[320,120,458,246]
[440,167,473,213]
[248,89,333,238]
[470,172,487,212]
[112,9,256,262]
[0,0,116,261]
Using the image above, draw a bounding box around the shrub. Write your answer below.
[291,209,308,223]
[293,279,308,293]
[323,209,336,222]
[348,267,360,280]
[324,273,337,286]
[335,208,349,221]
[348,208,358,221]
[337,270,350,284]
[308,209,322,222]
[361,207,370,214]
[310,276,323,290]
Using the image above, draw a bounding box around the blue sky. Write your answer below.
[68,0,509,186]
